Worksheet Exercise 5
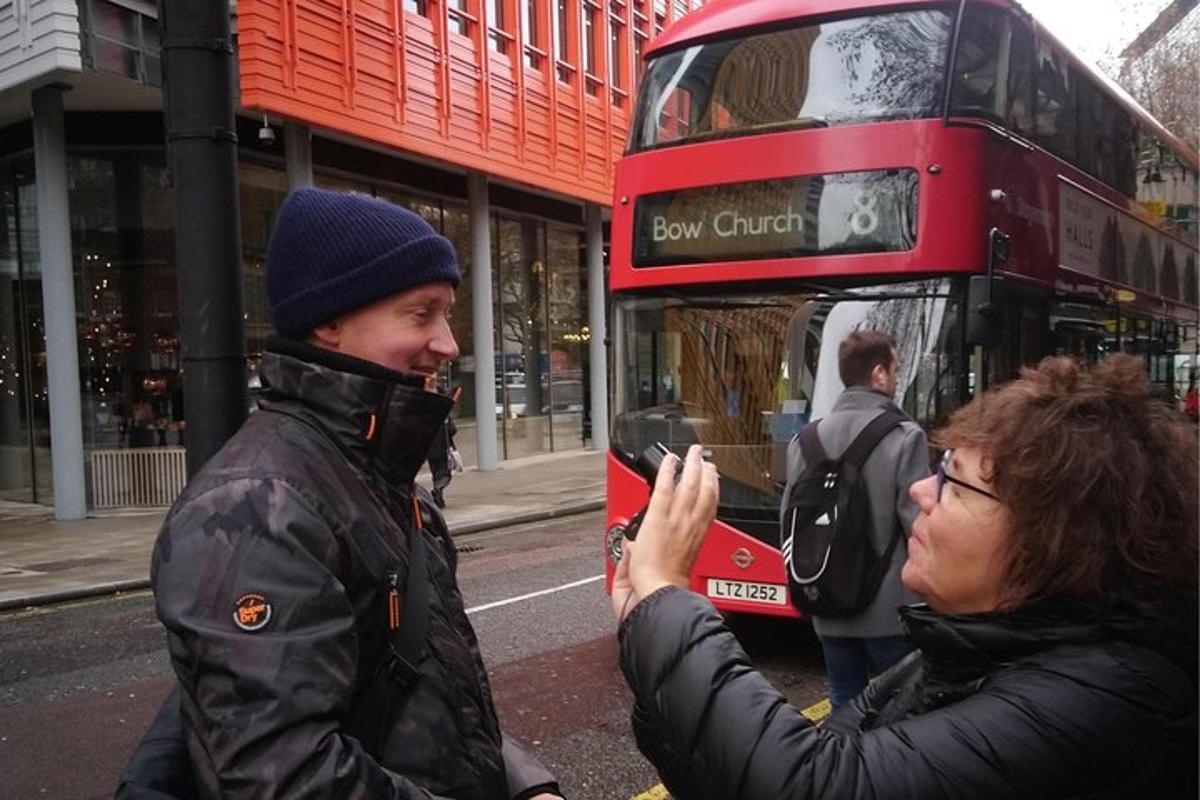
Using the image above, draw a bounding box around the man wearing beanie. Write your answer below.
[128,188,562,799]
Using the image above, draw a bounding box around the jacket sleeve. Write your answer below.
[501,735,560,799]
[619,586,1177,800]
[152,477,450,800]
[893,424,929,534]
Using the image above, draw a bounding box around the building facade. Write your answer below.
[0,0,701,518]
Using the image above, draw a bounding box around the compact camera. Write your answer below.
[624,442,682,541]
[632,441,682,486]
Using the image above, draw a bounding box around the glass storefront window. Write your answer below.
[493,215,550,459]
[0,171,48,503]
[546,224,588,451]
[71,154,181,452]
[239,162,287,374]
[439,201,480,466]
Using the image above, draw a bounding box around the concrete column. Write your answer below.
[468,172,498,470]
[284,122,313,190]
[585,203,609,452]
[32,85,86,519]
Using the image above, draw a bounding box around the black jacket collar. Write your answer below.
[258,336,453,486]
[900,597,1198,686]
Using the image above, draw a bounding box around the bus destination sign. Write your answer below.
[632,170,917,268]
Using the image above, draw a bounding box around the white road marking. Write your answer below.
[465,574,605,615]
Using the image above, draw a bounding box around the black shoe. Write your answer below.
[432,488,446,509]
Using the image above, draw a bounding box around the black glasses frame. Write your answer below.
[937,450,999,502]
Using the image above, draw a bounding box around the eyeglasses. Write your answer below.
[937,450,999,502]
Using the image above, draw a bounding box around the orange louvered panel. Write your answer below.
[237,0,702,205]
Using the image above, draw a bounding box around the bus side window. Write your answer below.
[1005,16,1035,137]
[949,5,1005,121]
[1034,40,1075,162]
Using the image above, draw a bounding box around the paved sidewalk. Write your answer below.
[0,449,606,611]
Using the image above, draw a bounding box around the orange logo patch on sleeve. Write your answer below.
[233,593,272,632]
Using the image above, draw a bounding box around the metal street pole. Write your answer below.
[159,0,247,477]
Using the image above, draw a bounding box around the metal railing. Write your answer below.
[89,446,186,509]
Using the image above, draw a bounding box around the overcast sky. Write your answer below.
[1016,0,1176,69]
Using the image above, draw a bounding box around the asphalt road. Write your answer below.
[0,510,828,799]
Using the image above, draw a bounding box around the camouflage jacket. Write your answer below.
[151,339,557,800]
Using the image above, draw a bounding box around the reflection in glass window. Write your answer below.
[631,9,951,151]
[0,173,49,502]
[489,0,509,53]
[949,5,1005,120]
[70,155,181,450]
[524,0,543,68]
[611,280,960,529]
[1034,39,1074,161]
[1006,19,1035,137]
[583,3,597,75]
[239,163,287,361]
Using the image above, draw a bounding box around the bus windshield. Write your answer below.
[631,9,952,152]
[611,279,961,542]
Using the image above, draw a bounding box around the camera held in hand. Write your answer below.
[625,442,683,541]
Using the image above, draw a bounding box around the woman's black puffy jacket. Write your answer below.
[620,587,1197,799]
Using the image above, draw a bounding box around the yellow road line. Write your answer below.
[629,697,830,799]
[630,784,671,800]
[800,696,831,723]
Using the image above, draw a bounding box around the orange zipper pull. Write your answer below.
[386,571,400,631]
[412,495,423,530]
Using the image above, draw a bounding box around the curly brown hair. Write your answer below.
[934,354,1198,609]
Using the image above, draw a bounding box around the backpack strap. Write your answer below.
[843,409,908,563]
[841,409,906,469]
[796,420,828,465]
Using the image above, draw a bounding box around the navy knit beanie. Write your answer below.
[266,187,461,339]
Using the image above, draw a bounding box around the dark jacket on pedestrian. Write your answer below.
[148,339,556,800]
[428,415,458,490]
[783,386,929,637]
[620,585,1197,800]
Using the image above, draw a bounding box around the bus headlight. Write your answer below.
[606,524,626,564]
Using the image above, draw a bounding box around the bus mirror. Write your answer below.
[966,275,1007,346]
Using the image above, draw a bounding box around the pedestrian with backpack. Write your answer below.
[115,188,560,800]
[780,330,930,709]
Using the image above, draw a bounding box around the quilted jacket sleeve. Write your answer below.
[619,587,1189,800]
[153,477,450,800]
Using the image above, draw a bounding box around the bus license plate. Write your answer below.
[706,579,787,606]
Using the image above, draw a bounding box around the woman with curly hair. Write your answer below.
[614,354,1197,799]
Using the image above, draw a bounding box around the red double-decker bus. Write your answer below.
[602,0,1199,618]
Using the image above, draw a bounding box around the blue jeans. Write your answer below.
[819,634,914,710]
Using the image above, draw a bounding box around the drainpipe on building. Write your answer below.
[159,0,247,478]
